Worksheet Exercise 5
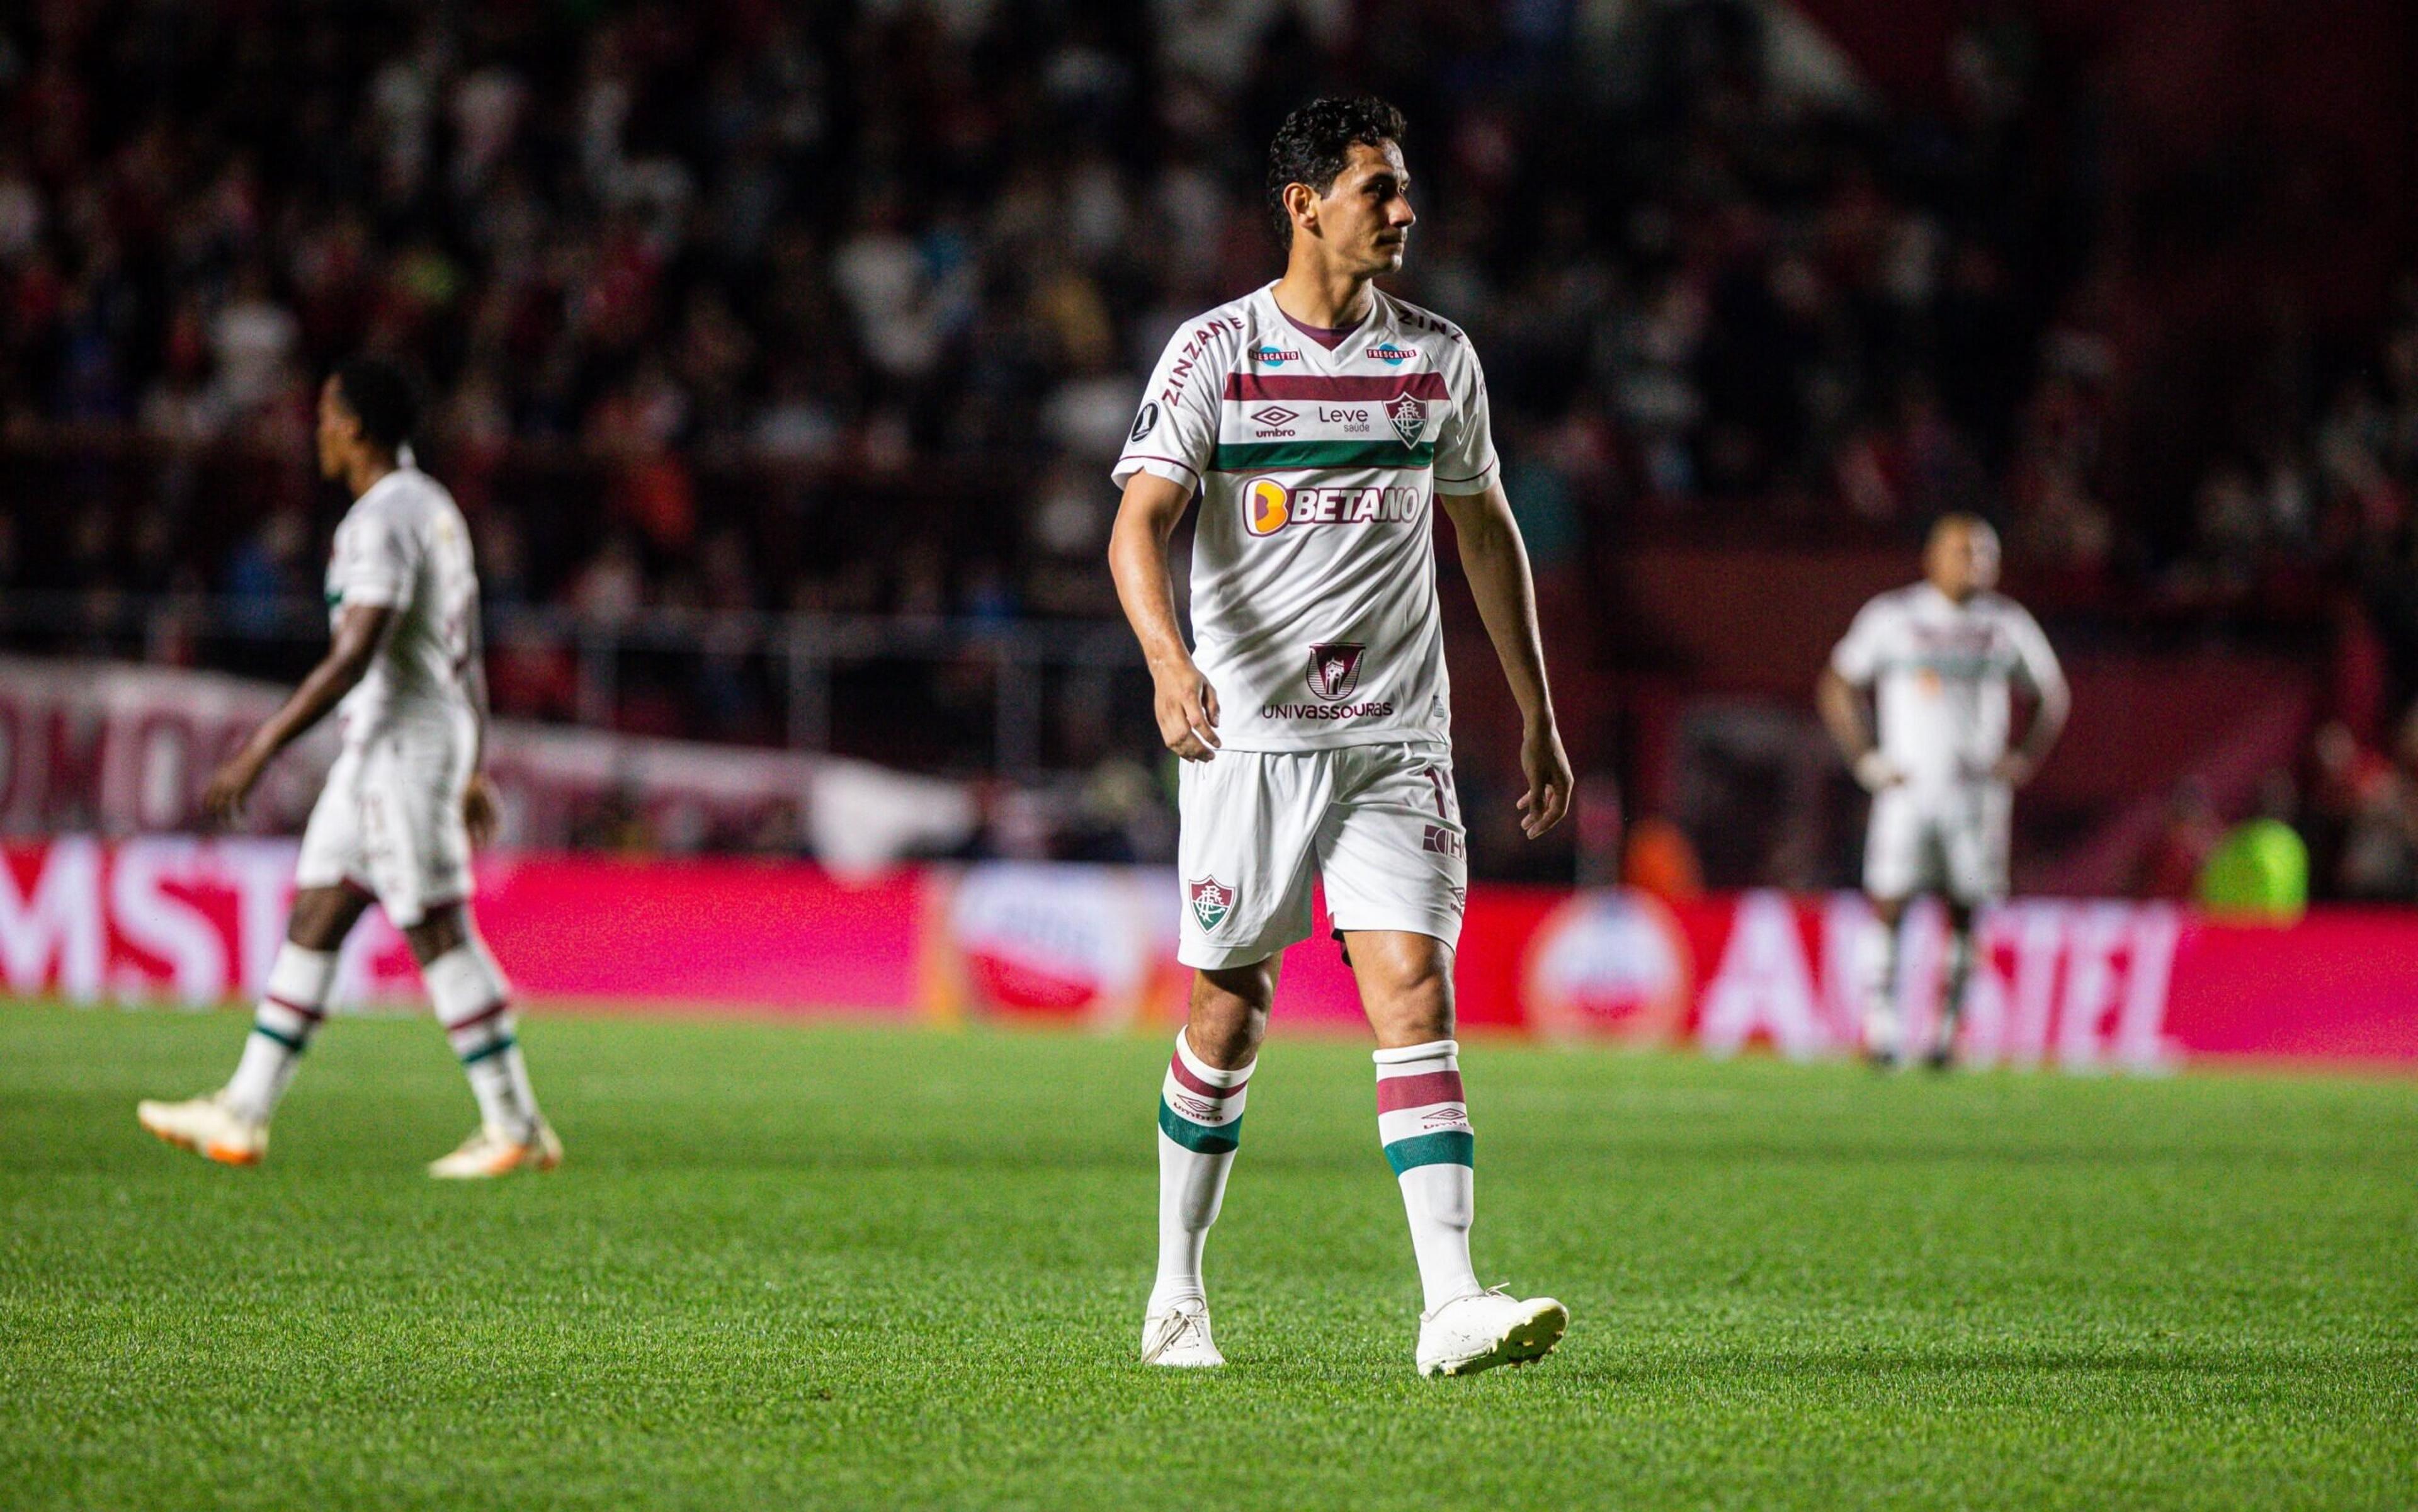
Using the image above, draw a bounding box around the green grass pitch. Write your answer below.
[2,1002,2412,1510]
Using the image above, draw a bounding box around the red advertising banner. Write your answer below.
[3,841,2410,1069]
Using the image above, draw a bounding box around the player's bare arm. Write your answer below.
[1108,469,1221,761]
[1817,666,1902,790]
[460,608,499,846]
[1436,480,1570,838]
[202,601,395,822]
[1994,676,2070,787]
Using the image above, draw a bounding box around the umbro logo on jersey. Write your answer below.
[1385,392,1426,448]
[1251,405,1300,437]
[1305,642,1366,703]
[1366,343,1418,365]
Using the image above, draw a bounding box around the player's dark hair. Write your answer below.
[1266,95,1408,245]
[331,357,419,455]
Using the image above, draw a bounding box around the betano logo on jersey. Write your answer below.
[1242,476,1424,537]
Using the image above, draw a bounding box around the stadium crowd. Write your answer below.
[4,0,2417,895]
[4,0,2084,613]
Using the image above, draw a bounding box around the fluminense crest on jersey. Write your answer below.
[1385,392,1426,448]
[1306,641,1366,703]
[1187,877,1235,931]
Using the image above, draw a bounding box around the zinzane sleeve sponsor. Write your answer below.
[1111,314,1233,493]
[331,498,420,611]
[1829,598,1893,684]
[1433,347,1499,496]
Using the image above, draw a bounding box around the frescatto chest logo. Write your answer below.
[1366,343,1418,366]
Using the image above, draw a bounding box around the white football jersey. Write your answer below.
[1830,584,2065,786]
[1113,282,1498,753]
[324,466,479,745]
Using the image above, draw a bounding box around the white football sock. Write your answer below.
[1861,912,1903,1057]
[1375,1039,1482,1313]
[423,935,540,1137]
[1151,1028,1251,1314]
[222,944,338,1123]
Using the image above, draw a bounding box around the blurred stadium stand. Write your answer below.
[3,0,2417,896]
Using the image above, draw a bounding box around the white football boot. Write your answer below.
[1415,1287,1569,1377]
[1139,1300,1225,1367]
[428,1121,563,1179]
[137,1093,268,1166]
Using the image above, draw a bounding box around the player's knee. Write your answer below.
[286,885,368,952]
[1188,962,1273,1067]
[402,903,472,965]
[1356,934,1455,1044]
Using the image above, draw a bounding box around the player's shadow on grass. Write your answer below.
[1565,1344,2368,1384]
[1571,1137,2372,1171]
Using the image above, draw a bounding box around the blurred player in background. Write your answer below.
[1109,97,1571,1376]
[1818,515,2070,1069]
[138,358,559,1177]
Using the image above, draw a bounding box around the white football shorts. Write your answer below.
[1176,741,1468,970]
[1864,778,2011,905]
[293,722,475,928]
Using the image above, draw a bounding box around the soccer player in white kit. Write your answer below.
[1817,515,2069,1069]
[139,358,559,1177]
[1109,98,1573,1375]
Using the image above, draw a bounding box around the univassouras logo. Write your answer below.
[1305,641,1366,702]
[1366,343,1418,365]
[1242,477,1423,537]
[1261,700,1395,720]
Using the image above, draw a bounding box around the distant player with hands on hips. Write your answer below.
[1818,516,2069,1069]
[1109,98,1572,1376]
[139,358,559,1178]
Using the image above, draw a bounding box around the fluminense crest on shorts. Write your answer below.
[1188,877,1235,932]
[1385,391,1426,448]
[1305,641,1366,703]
